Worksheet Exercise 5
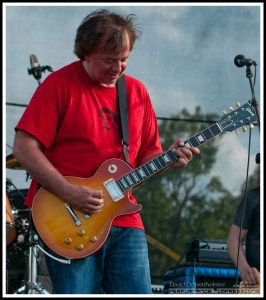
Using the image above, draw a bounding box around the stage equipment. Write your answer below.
[234,53,260,131]
[6,154,24,170]
[28,54,53,85]
[185,239,234,265]
[164,264,240,294]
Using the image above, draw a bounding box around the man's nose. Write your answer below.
[112,62,122,73]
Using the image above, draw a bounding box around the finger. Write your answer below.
[87,197,104,206]
[173,148,192,162]
[90,189,103,198]
[83,202,104,214]
[189,146,200,154]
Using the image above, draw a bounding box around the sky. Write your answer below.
[3,3,263,197]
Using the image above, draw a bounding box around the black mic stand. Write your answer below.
[245,65,260,131]
[28,65,53,86]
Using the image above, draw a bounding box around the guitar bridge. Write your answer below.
[103,178,124,202]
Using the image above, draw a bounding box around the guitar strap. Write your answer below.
[116,75,130,165]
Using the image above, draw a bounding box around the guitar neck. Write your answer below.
[116,122,222,193]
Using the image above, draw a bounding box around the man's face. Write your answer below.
[84,46,130,87]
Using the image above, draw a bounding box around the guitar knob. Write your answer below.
[77,229,85,236]
[76,243,84,250]
[89,236,97,242]
[64,237,72,245]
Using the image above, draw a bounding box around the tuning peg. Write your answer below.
[223,110,227,115]
[250,123,255,129]
[242,126,247,132]
[229,106,234,111]
[236,102,241,108]
[235,129,240,135]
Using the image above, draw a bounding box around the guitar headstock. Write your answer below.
[219,101,257,133]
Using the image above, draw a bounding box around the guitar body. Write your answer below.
[32,158,142,259]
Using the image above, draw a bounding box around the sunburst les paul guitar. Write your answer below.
[32,101,257,259]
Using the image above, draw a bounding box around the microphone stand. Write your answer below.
[28,65,53,86]
[245,65,260,131]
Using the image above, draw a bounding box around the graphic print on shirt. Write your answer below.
[100,107,117,130]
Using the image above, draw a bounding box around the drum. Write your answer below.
[6,193,17,246]
[6,189,30,293]
[6,189,31,245]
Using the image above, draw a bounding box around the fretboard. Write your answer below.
[116,122,222,192]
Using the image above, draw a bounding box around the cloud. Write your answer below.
[211,132,257,195]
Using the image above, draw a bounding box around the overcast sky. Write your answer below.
[3,3,262,196]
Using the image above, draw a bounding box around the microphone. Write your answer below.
[27,54,53,85]
[234,54,257,68]
[30,54,39,68]
[28,54,42,81]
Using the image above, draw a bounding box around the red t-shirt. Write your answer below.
[15,61,162,229]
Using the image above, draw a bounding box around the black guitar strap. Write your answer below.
[116,75,130,165]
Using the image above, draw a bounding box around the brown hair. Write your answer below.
[74,9,141,60]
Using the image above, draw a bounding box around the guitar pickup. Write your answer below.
[103,178,124,202]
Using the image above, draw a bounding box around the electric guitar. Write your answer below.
[32,101,257,259]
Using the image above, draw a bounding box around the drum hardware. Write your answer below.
[14,230,50,294]
[6,178,70,294]
[13,228,71,294]
[6,154,24,170]
[6,179,29,246]
[6,193,17,246]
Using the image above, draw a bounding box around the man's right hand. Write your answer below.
[64,184,104,214]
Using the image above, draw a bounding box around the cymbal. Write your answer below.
[6,154,24,170]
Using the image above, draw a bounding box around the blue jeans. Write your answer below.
[44,226,152,294]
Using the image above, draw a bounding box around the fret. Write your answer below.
[144,164,154,175]
[117,179,127,191]
[153,158,163,170]
[195,133,206,144]
[123,176,132,187]
[202,127,214,140]
[184,123,222,148]
[121,177,130,189]
[149,161,158,172]
[210,123,221,136]
[189,136,200,147]
[142,165,151,176]
[129,173,138,184]
[130,171,140,183]
[184,140,192,147]
[166,150,178,162]
[138,168,147,179]
[126,174,135,186]
[116,180,125,192]
[162,153,171,164]
[157,156,167,167]
[134,169,144,181]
